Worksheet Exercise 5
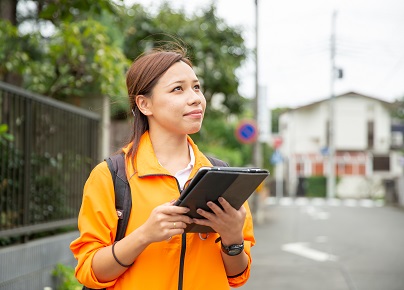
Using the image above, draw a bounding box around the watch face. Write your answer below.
[222,242,244,256]
[228,248,243,256]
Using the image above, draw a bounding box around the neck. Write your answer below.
[149,131,190,172]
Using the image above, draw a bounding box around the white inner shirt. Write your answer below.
[174,144,195,190]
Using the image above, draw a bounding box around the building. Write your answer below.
[277,92,403,198]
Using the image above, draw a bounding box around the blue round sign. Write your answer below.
[235,120,258,144]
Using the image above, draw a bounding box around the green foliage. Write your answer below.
[0,124,14,142]
[391,99,404,120]
[271,107,289,133]
[53,264,82,290]
[0,20,41,81]
[18,0,122,24]
[24,19,129,113]
[305,176,327,197]
[1,1,263,169]
[196,113,252,166]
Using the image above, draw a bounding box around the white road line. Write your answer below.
[266,197,384,208]
[282,242,338,262]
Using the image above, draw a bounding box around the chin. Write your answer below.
[187,126,202,135]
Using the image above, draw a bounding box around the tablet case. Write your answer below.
[175,167,269,233]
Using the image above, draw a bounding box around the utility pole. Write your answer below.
[250,0,264,221]
[253,0,262,169]
[327,10,337,199]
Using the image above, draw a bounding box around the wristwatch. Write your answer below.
[221,241,244,256]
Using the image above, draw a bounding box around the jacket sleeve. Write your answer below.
[227,201,256,288]
[70,162,119,289]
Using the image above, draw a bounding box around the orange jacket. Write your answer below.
[70,132,255,289]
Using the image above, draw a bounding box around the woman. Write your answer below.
[70,47,255,290]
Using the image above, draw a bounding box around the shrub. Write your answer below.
[52,264,82,290]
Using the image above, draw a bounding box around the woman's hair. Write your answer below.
[125,47,192,168]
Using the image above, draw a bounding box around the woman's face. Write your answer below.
[139,61,206,136]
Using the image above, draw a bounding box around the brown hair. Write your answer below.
[125,47,192,168]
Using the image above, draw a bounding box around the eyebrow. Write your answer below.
[164,79,199,88]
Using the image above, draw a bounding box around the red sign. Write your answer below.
[273,137,283,149]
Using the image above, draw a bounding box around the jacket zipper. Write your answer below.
[177,179,187,290]
[178,233,187,290]
[141,173,189,290]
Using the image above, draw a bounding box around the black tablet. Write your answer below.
[175,166,269,233]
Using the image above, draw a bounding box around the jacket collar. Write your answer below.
[124,131,212,179]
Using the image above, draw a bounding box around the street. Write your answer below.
[241,197,404,290]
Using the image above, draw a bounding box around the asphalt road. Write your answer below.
[240,198,404,290]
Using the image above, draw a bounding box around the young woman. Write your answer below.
[70,47,255,290]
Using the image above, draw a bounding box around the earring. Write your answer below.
[131,108,136,117]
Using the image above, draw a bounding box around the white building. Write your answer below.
[278,92,403,198]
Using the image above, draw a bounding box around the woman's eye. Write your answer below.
[194,84,201,90]
[173,86,182,92]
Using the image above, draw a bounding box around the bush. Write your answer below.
[52,264,82,290]
[306,176,327,197]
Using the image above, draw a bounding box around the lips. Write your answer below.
[184,109,203,117]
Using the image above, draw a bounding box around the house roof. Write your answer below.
[286,91,393,112]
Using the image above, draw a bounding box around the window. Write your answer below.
[367,121,374,149]
[373,156,390,171]
[391,131,403,147]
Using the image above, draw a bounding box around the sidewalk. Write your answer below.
[241,198,404,290]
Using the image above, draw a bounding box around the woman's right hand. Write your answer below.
[138,201,193,243]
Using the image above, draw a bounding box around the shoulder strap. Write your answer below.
[105,153,132,242]
[206,155,229,167]
[82,154,131,290]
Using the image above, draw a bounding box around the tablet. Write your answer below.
[175,166,269,233]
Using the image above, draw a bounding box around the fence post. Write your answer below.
[23,99,32,242]
[100,95,110,160]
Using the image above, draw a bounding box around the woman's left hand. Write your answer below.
[193,197,246,244]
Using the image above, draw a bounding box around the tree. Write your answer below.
[1,0,122,25]
[0,20,41,84]
[23,19,129,113]
[391,98,404,121]
[1,1,259,166]
[271,107,289,133]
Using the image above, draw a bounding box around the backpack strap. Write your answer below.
[206,155,229,167]
[83,155,130,290]
[105,153,132,242]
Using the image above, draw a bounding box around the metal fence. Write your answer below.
[0,81,100,240]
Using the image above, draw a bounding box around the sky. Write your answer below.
[126,0,404,109]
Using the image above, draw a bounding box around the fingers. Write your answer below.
[168,221,187,230]
[162,203,191,215]
[199,197,235,216]
[193,198,247,234]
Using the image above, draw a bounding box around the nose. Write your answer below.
[187,88,203,105]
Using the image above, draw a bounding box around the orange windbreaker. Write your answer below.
[70,131,255,290]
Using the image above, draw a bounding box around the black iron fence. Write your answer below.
[0,81,100,240]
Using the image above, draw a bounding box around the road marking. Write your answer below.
[282,242,338,262]
[266,197,384,208]
[303,206,330,220]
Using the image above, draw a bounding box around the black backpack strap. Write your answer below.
[206,155,229,167]
[105,152,132,242]
[83,154,131,290]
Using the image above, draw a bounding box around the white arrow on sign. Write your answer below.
[282,242,338,262]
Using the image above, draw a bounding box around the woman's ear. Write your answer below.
[135,95,152,116]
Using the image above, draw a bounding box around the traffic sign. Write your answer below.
[235,120,258,144]
[271,150,283,164]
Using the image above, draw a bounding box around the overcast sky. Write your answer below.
[126,0,404,109]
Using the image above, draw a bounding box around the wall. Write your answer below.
[0,232,78,290]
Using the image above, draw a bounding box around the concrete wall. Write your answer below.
[0,231,79,290]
